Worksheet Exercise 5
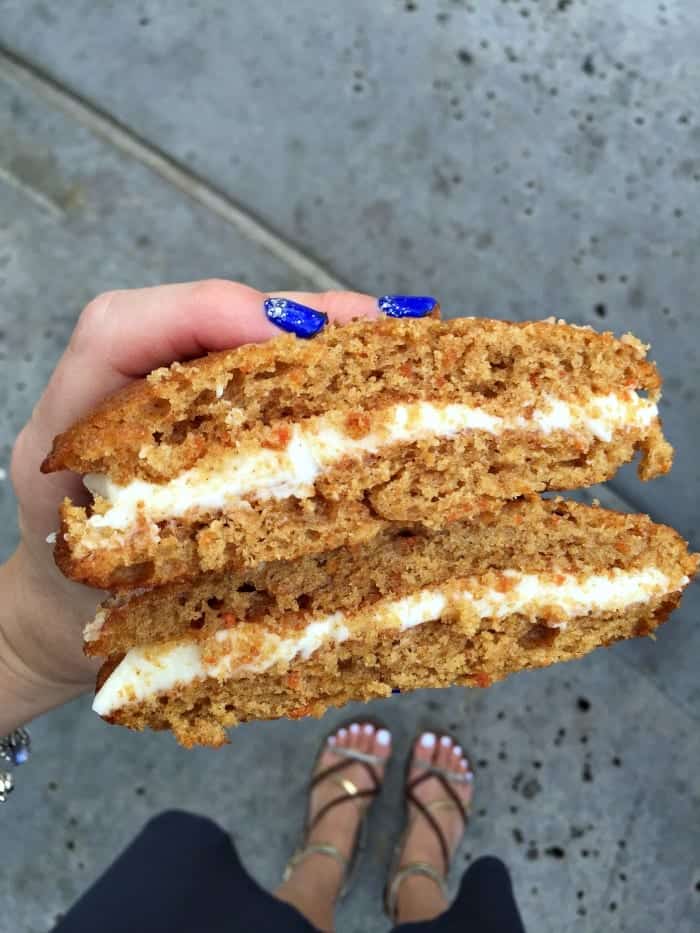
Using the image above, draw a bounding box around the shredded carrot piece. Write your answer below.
[261,425,292,450]
[472,671,492,688]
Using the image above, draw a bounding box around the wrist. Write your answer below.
[0,546,96,734]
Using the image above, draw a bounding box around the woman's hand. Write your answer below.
[1,280,377,733]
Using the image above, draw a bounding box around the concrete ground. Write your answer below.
[0,2,698,931]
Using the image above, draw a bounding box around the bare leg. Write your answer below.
[275,722,391,932]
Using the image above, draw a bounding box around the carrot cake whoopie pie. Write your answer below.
[42,295,693,746]
[43,309,671,592]
[88,498,696,747]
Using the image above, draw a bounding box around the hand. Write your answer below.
[2,280,378,733]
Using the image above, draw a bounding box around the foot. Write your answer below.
[306,721,392,874]
[276,721,392,931]
[392,732,474,924]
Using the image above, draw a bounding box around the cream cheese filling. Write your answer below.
[82,392,656,540]
[92,565,682,716]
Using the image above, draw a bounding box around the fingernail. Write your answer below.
[327,734,337,746]
[377,295,439,319]
[440,735,453,748]
[453,745,462,757]
[349,723,361,735]
[264,297,328,338]
[392,688,401,695]
[420,732,436,749]
[466,771,474,783]
[338,728,348,739]
[376,728,392,746]
[363,723,375,735]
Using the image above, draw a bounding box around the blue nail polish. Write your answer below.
[264,297,328,338]
[392,688,401,695]
[377,295,439,318]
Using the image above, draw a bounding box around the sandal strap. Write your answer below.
[310,754,381,794]
[405,786,451,877]
[412,758,474,785]
[405,770,469,877]
[329,775,362,801]
[328,745,387,768]
[409,769,469,826]
[425,798,467,817]
[385,861,447,921]
[307,748,383,833]
[283,842,348,882]
[308,787,376,834]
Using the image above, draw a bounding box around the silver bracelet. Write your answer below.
[0,728,31,802]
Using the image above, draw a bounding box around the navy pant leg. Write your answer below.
[52,810,317,933]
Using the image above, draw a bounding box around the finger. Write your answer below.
[34,280,379,439]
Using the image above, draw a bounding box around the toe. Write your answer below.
[411,731,437,777]
[336,725,350,750]
[361,722,376,754]
[316,731,338,771]
[454,751,474,806]
[436,734,453,769]
[460,749,472,776]
[347,721,363,751]
[373,727,392,765]
[359,722,375,754]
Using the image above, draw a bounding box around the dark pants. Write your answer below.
[53,810,525,933]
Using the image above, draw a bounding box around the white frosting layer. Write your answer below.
[83,609,108,644]
[84,392,656,536]
[92,565,682,716]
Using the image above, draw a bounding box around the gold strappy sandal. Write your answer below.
[283,720,389,900]
[385,734,473,921]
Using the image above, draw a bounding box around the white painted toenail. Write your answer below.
[453,745,462,757]
[327,735,337,746]
[376,728,391,746]
[420,733,436,749]
[440,735,452,748]
[363,723,375,735]
[349,723,361,734]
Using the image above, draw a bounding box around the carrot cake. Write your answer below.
[42,317,672,591]
[86,499,697,747]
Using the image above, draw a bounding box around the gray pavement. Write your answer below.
[0,2,698,931]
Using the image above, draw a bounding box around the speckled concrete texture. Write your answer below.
[0,2,699,931]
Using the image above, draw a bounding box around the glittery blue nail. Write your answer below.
[392,688,401,695]
[377,295,439,318]
[264,297,328,338]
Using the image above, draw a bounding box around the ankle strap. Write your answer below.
[283,842,348,882]
[385,861,447,921]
